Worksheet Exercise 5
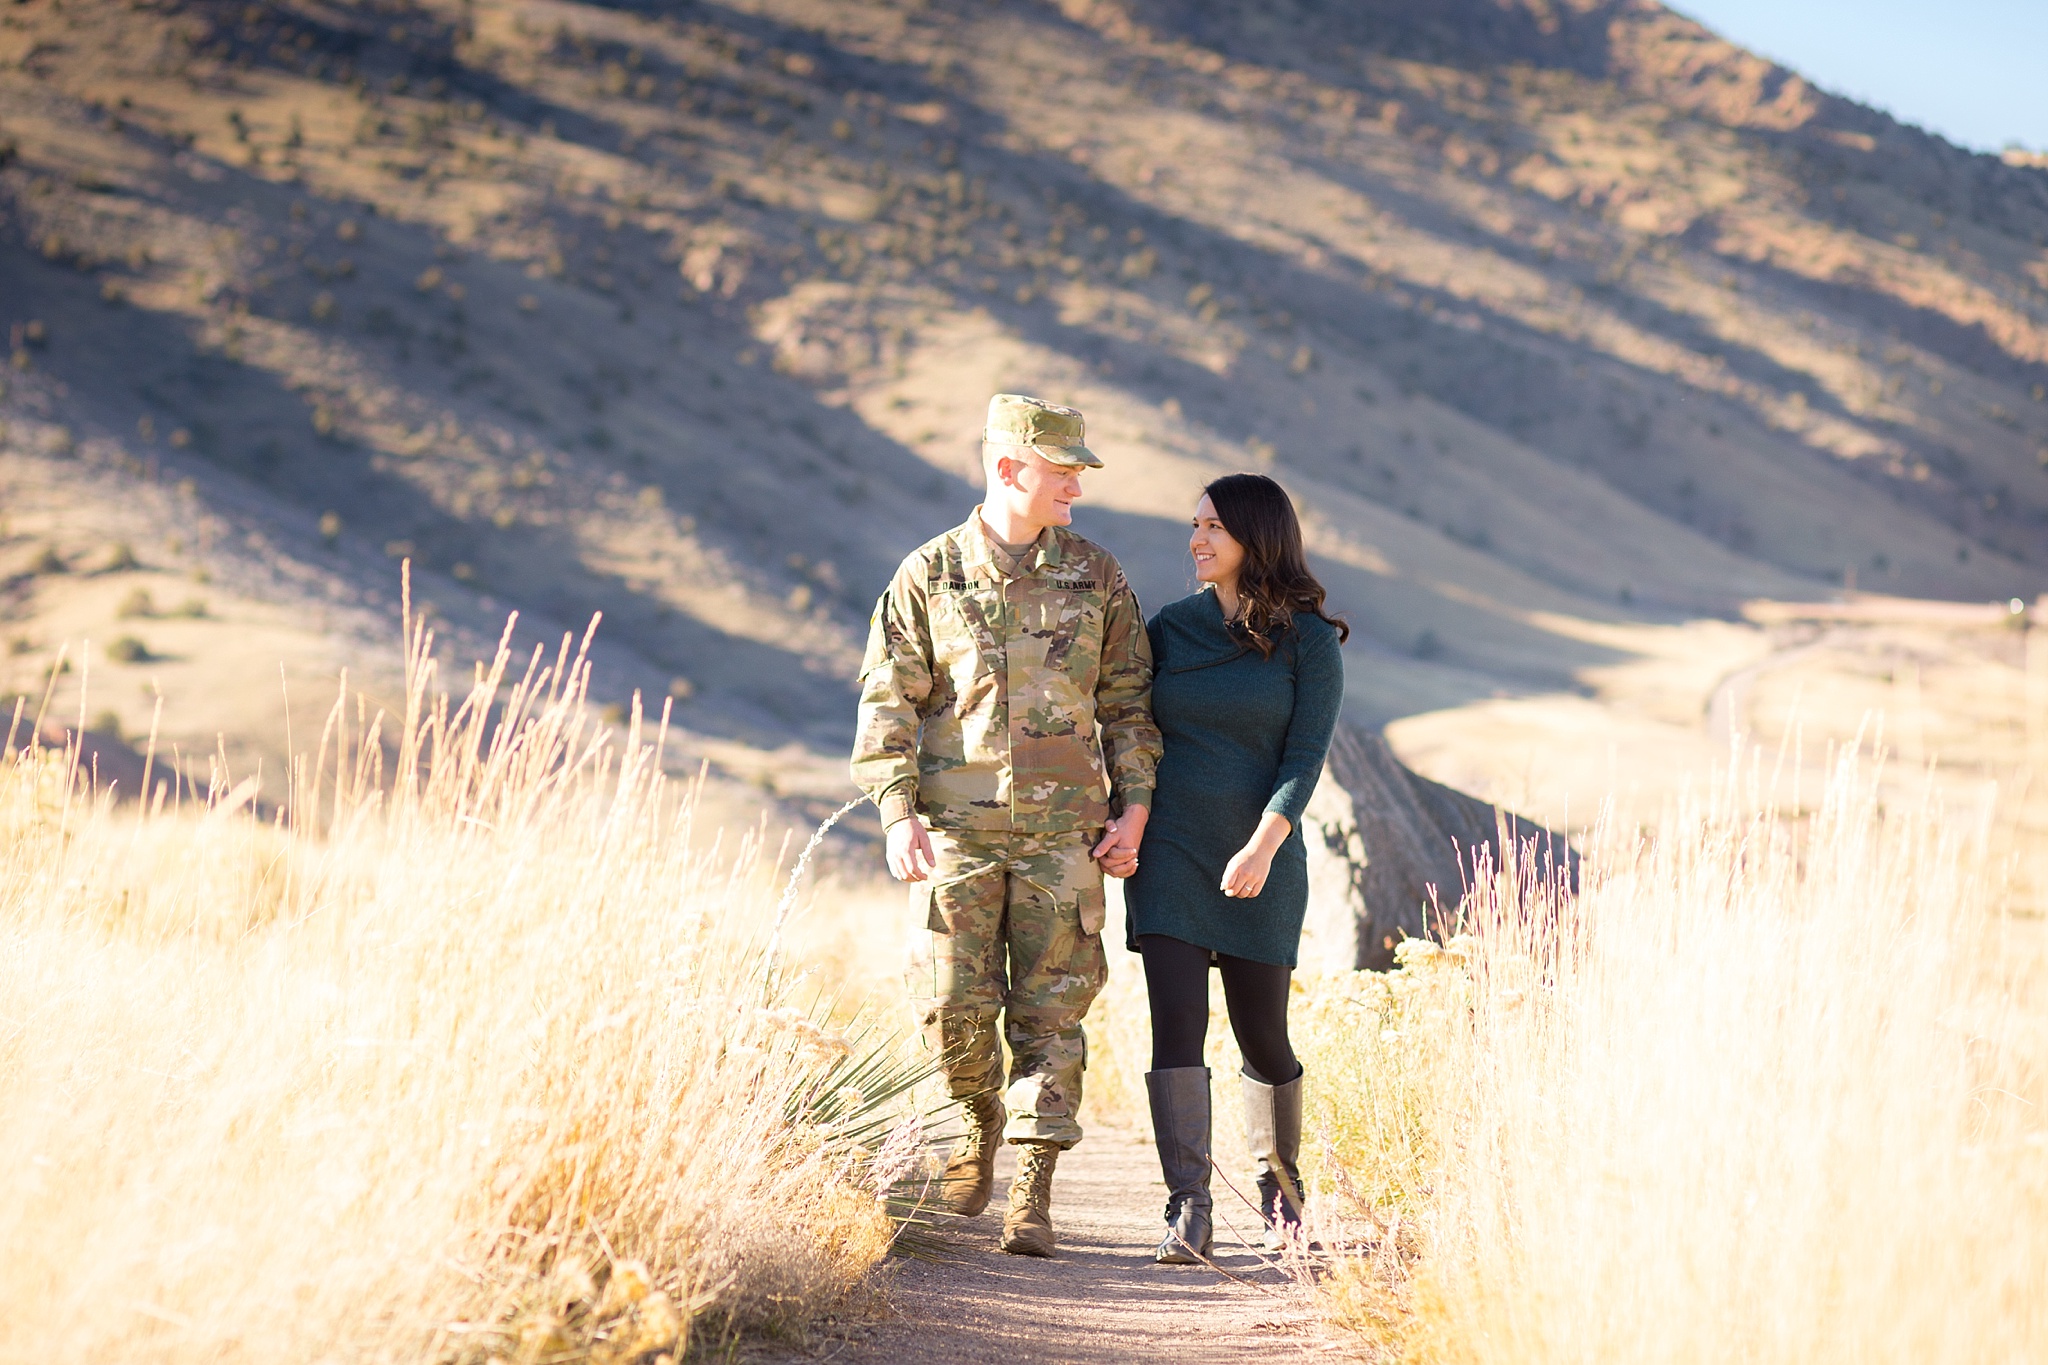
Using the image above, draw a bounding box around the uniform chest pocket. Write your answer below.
[1039,590,1105,675]
[929,582,1004,686]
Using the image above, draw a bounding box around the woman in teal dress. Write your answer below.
[1124,473,1346,1264]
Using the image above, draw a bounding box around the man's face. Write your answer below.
[990,447,1085,530]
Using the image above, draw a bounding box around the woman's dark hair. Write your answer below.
[1202,472,1349,658]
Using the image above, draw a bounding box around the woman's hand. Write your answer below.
[1220,844,1274,899]
[1220,812,1292,899]
[1092,805,1149,879]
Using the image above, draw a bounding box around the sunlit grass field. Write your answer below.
[1293,747,2048,1360]
[6,601,2046,1362]
[0,602,923,1364]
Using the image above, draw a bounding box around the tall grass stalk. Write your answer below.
[1315,744,2047,1360]
[0,596,911,1364]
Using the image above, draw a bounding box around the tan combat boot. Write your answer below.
[936,1091,1005,1216]
[999,1140,1059,1257]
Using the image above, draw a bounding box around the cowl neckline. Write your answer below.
[1158,591,1255,673]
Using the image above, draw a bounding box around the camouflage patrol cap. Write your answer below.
[984,393,1102,468]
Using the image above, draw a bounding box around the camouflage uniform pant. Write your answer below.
[908,829,1109,1149]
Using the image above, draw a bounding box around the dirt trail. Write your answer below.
[1704,630,1832,749]
[767,1128,1345,1363]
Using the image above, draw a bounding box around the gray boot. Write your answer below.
[1146,1067,1213,1265]
[1242,1068,1305,1249]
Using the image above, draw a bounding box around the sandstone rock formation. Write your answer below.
[1301,724,1579,971]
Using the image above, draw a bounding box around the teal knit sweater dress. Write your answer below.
[1123,591,1346,969]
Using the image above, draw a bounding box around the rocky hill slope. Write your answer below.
[4,0,2046,808]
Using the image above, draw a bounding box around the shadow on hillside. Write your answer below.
[145,0,1835,548]
[1072,503,1630,713]
[1,167,974,750]
[350,1,1659,674]
[1096,0,1624,76]
[36,0,2022,767]
[1100,0,2048,407]
[1735,249,2048,395]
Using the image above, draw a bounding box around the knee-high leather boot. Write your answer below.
[1146,1067,1213,1264]
[1242,1067,1305,1250]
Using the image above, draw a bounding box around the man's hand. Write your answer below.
[1091,805,1149,880]
[886,816,938,882]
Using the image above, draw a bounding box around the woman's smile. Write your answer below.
[1188,494,1246,591]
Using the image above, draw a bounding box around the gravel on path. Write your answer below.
[761,1127,1347,1363]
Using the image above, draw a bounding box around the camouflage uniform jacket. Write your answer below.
[852,511,1162,833]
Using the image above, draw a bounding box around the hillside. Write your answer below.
[4,0,2047,814]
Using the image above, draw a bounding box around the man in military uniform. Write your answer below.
[851,393,1162,1257]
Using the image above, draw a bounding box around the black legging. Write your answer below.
[1138,934,1300,1085]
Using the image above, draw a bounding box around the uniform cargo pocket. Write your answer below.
[915,882,948,933]
[1077,883,1106,936]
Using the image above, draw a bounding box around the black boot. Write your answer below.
[1242,1068,1305,1250]
[1146,1067,1213,1265]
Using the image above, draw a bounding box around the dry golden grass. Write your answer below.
[688,642,2048,1362]
[0,592,921,1365]
[1000,683,2048,1355]
[1285,746,2048,1361]
[13,568,2047,1363]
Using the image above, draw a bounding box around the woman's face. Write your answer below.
[1190,494,1246,588]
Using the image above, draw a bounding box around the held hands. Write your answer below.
[885,816,937,882]
[1091,805,1148,879]
[1221,812,1292,899]
[892,807,1151,882]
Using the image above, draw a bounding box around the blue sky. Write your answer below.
[1671,0,2048,153]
